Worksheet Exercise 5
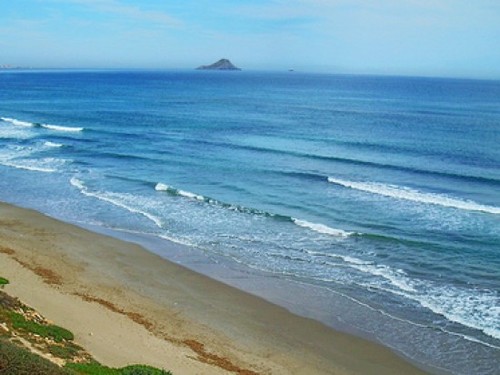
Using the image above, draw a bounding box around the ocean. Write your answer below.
[0,70,498,374]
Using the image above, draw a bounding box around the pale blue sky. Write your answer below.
[1,0,500,78]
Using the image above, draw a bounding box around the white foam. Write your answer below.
[155,182,205,201]
[328,177,500,214]
[158,234,199,248]
[41,124,83,132]
[178,189,205,201]
[70,177,86,190]
[0,126,34,140]
[44,141,63,148]
[1,117,34,127]
[70,177,163,228]
[0,143,64,173]
[337,255,500,341]
[1,117,83,132]
[418,286,500,341]
[292,218,352,237]
[352,263,417,293]
[303,246,500,344]
[0,161,56,173]
[339,255,370,265]
[313,251,419,293]
[154,182,171,191]
[306,250,372,267]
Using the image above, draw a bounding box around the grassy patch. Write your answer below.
[66,362,172,375]
[119,365,172,375]
[9,311,74,342]
[67,362,118,375]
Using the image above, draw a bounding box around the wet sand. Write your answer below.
[0,201,428,374]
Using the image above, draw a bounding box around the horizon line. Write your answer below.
[1,66,499,82]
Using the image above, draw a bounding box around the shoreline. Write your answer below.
[0,201,428,374]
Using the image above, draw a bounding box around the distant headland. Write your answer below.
[196,59,241,71]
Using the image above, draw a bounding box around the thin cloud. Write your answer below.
[63,0,183,28]
[228,0,452,22]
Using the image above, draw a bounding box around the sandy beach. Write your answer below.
[0,201,428,374]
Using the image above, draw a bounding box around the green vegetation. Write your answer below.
[0,338,70,374]
[0,277,9,288]
[9,311,74,342]
[118,366,171,375]
[66,362,172,375]
[48,343,81,359]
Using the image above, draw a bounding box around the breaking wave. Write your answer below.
[307,250,500,344]
[40,124,83,132]
[155,182,352,238]
[292,219,353,237]
[0,117,33,127]
[0,160,57,173]
[328,177,500,214]
[1,116,83,132]
[44,141,64,148]
[71,177,163,228]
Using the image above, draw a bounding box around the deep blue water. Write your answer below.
[0,70,499,374]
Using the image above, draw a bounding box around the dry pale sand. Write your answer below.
[0,202,428,374]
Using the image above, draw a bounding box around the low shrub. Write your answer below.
[48,343,81,359]
[0,338,70,374]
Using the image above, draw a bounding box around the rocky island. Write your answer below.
[196,58,241,71]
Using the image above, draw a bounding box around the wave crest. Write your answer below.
[1,116,83,132]
[41,124,83,132]
[1,117,34,127]
[44,141,64,148]
[155,183,204,201]
[292,219,353,237]
[0,161,57,173]
[328,177,500,214]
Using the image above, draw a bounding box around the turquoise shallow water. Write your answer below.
[0,70,499,374]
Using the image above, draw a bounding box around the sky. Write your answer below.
[1,0,500,78]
